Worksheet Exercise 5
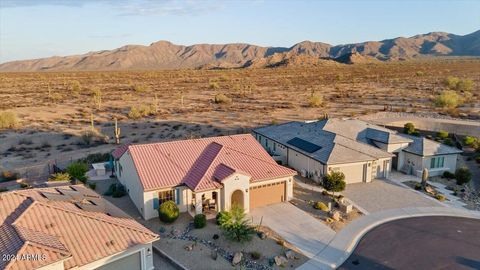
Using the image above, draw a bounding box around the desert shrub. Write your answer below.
[132,84,150,92]
[48,172,71,182]
[313,201,329,211]
[216,211,231,225]
[128,106,142,120]
[214,93,232,104]
[194,214,207,229]
[434,90,463,109]
[455,167,472,185]
[435,194,446,201]
[456,79,474,92]
[414,183,422,190]
[112,184,126,197]
[443,76,460,89]
[70,80,81,93]
[158,200,179,223]
[321,190,329,196]
[80,152,110,164]
[209,82,220,90]
[250,251,262,260]
[437,131,449,139]
[464,136,478,146]
[0,111,19,129]
[322,171,346,195]
[307,93,323,107]
[403,122,416,135]
[0,171,20,181]
[443,171,455,179]
[415,71,425,77]
[66,162,88,183]
[128,104,155,119]
[220,205,255,242]
[88,182,97,190]
[443,138,454,146]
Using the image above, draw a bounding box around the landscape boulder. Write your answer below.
[329,210,341,221]
[274,255,288,266]
[425,185,436,195]
[184,242,195,251]
[232,252,243,265]
[285,249,295,260]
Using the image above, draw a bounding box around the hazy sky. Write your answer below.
[1,0,479,63]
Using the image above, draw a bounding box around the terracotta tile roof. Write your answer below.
[111,144,130,159]
[126,134,296,191]
[0,186,158,270]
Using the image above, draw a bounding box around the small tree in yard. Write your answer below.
[48,172,71,182]
[66,162,88,183]
[455,167,472,185]
[322,171,346,196]
[220,204,255,242]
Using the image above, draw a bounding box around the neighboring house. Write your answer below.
[252,118,462,183]
[113,134,296,220]
[0,185,158,270]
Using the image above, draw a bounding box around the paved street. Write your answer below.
[250,202,336,258]
[339,216,480,270]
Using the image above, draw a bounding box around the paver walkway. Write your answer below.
[341,178,441,213]
[297,206,480,270]
[249,203,335,258]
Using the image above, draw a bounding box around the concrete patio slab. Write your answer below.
[249,202,335,258]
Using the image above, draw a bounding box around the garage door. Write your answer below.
[96,251,141,270]
[250,181,285,209]
[331,164,365,184]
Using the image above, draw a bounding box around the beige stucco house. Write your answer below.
[253,119,462,183]
[113,135,296,220]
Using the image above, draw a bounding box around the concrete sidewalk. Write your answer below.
[250,203,336,258]
[297,206,480,270]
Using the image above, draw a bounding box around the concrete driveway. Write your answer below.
[342,179,441,213]
[250,203,335,258]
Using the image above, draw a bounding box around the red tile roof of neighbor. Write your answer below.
[0,185,158,270]
[111,144,130,159]
[121,134,296,192]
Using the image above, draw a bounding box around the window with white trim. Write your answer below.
[430,157,445,169]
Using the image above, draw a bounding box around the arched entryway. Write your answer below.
[231,189,244,209]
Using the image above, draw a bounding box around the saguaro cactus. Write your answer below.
[114,118,121,144]
[421,168,429,190]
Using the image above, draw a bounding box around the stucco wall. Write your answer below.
[421,154,458,177]
[117,152,146,218]
[221,173,251,212]
[287,148,325,182]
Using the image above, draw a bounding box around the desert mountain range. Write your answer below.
[1,30,479,71]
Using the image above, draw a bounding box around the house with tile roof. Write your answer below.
[0,185,158,270]
[253,118,462,184]
[113,134,297,220]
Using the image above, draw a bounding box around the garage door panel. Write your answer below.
[332,164,364,184]
[250,182,285,209]
[95,251,141,270]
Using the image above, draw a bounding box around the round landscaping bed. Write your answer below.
[339,216,480,270]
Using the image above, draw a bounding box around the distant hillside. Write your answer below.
[1,30,479,71]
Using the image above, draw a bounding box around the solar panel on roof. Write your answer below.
[286,137,322,153]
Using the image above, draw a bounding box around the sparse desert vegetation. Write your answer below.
[0,58,479,175]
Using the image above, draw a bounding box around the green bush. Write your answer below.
[455,167,472,185]
[313,201,329,211]
[307,93,324,107]
[158,200,179,223]
[80,152,110,164]
[475,156,480,164]
[0,111,19,129]
[216,211,230,225]
[66,162,88,183]
[250,251,262,260]
[194,214,207,229]
[443,76,460,89]
[88,182,97,190]
[437,131,449,139]
[464,136,478,146]
[322,171,346,195]
[414,183,422,190]
[443,171,455,179]
[214,93,232,104]
[48,172,71,182]
[103,183,126,197]
[456,79,474,92]
[403,122,416,135]
[434,90,463,109]
[435,194,446,201]
[220,205,255,242]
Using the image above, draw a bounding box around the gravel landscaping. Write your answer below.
[292,182,362,232]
